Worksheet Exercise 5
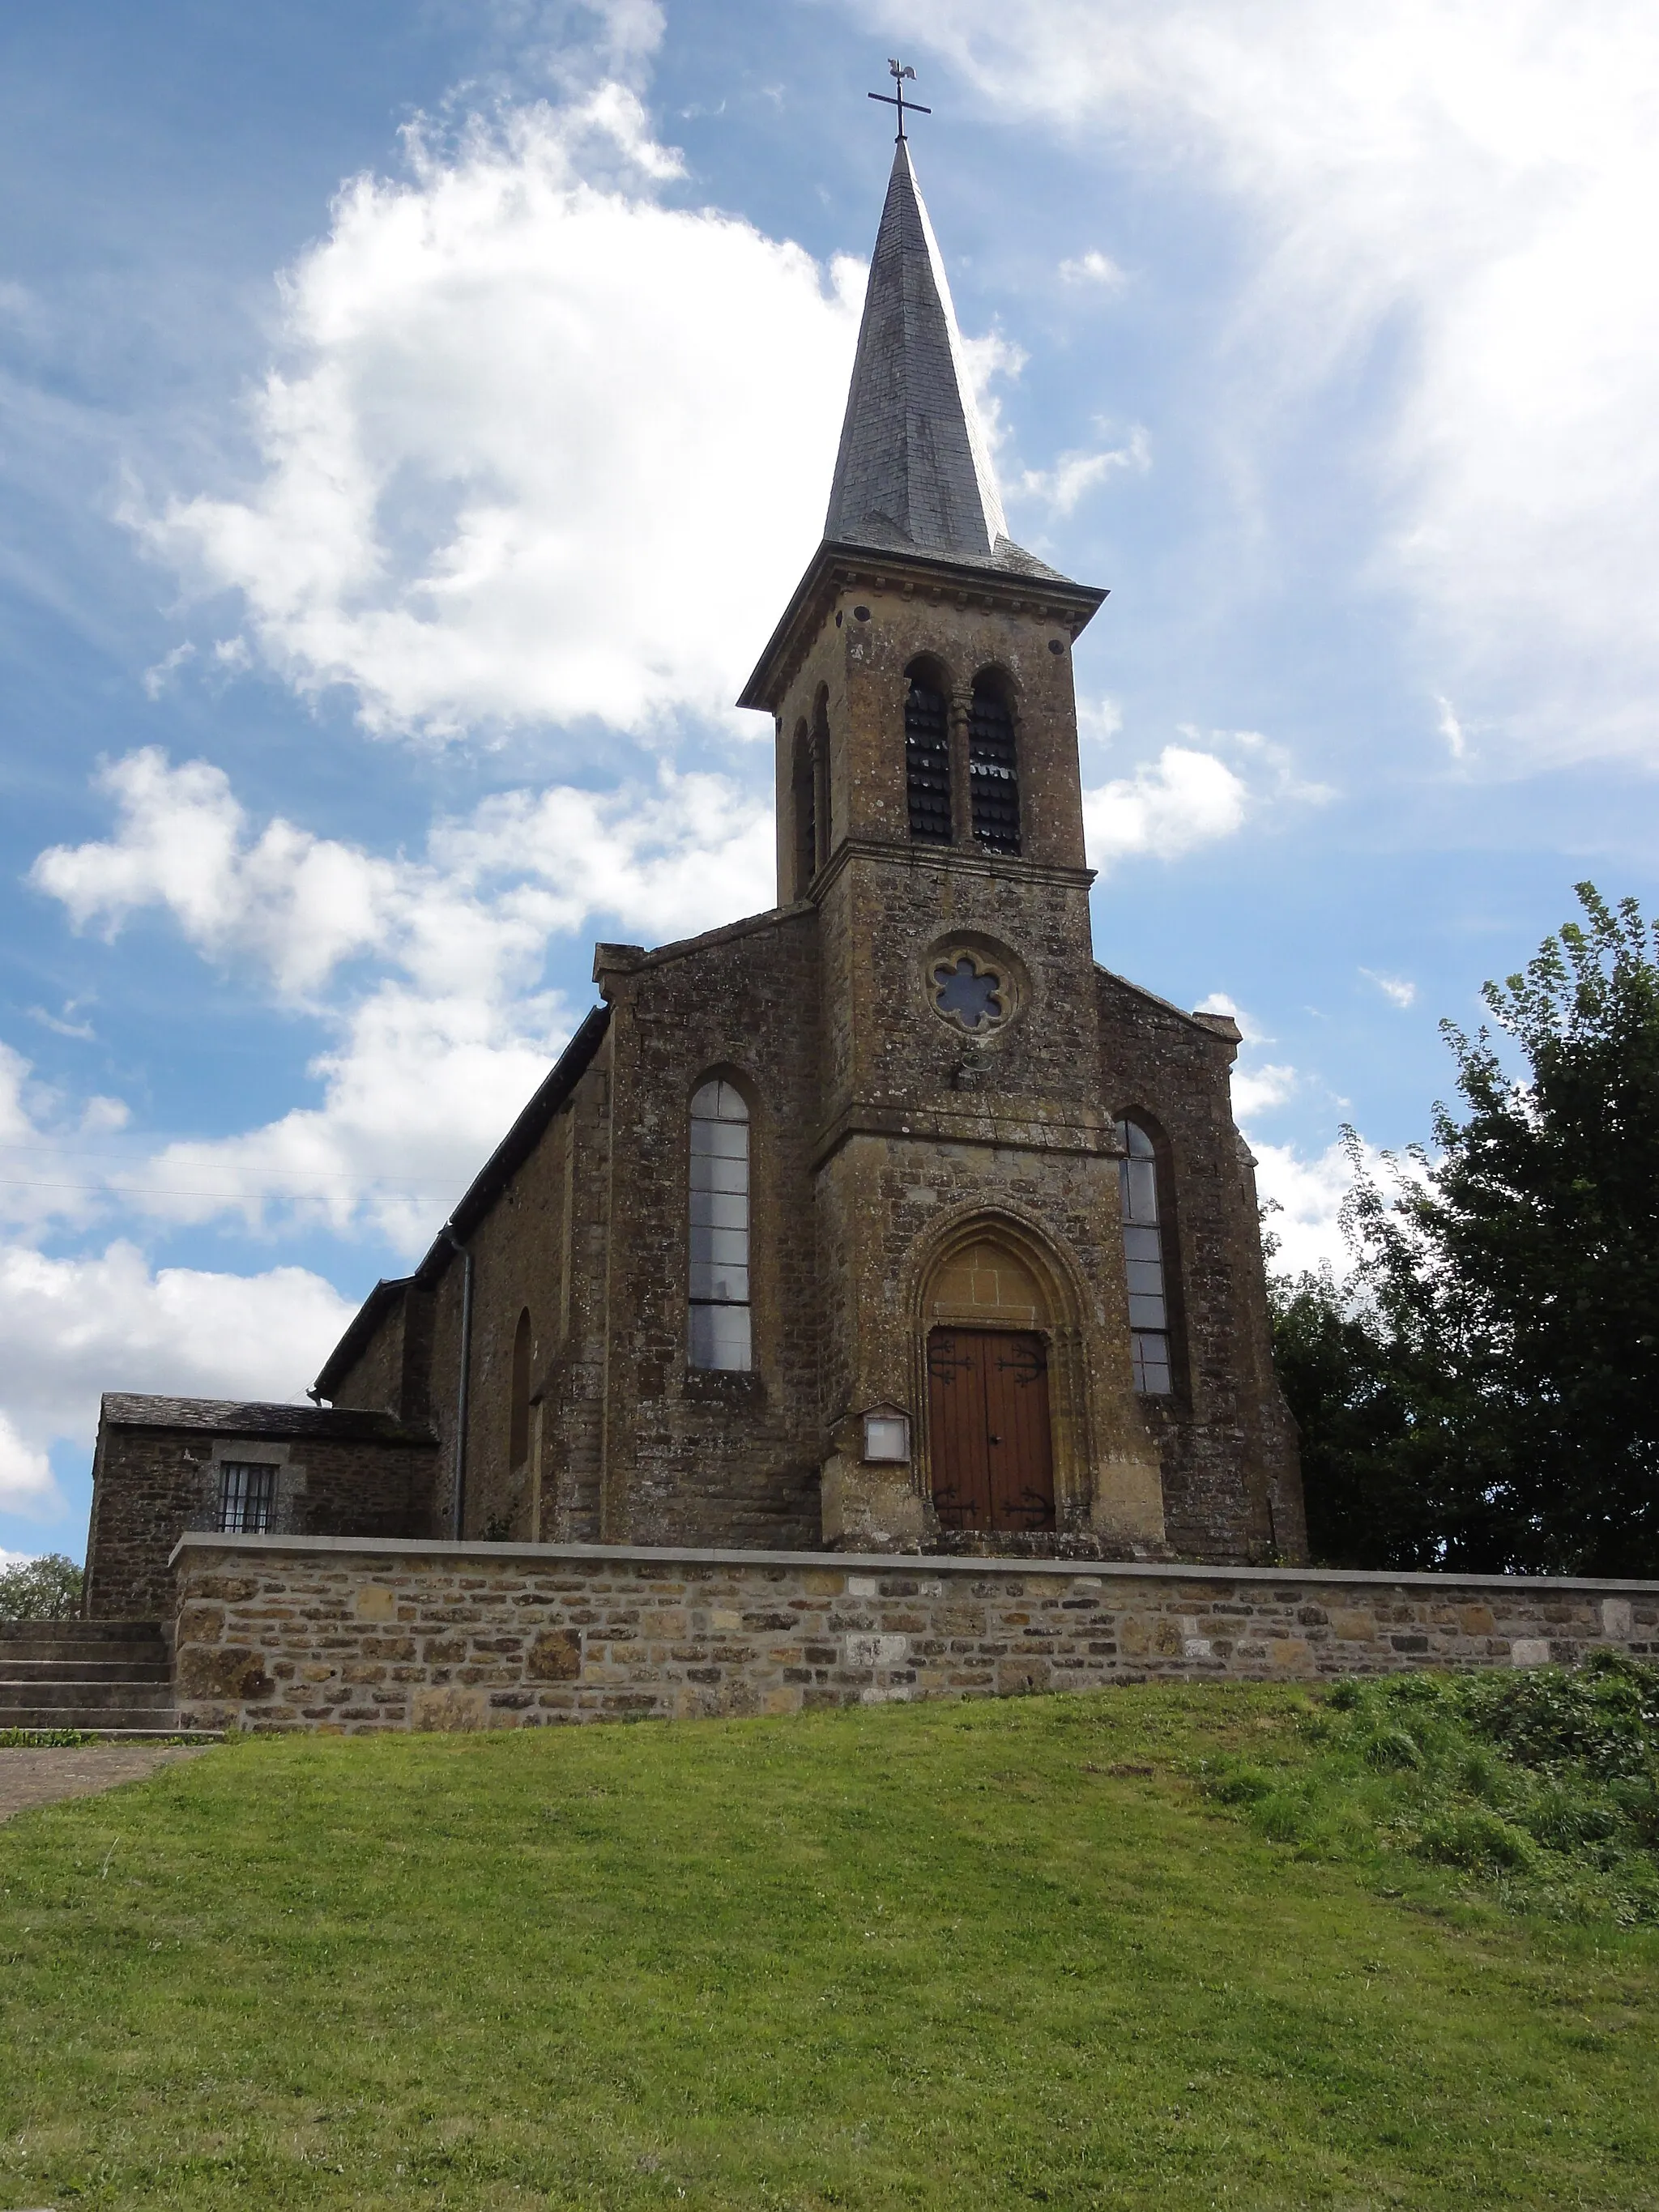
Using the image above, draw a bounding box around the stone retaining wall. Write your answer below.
[169,1534,1659,1733]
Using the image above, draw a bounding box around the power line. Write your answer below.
[0,1175,457,1199]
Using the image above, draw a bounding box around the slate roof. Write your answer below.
[824,140,1063,580]
[100,1394,433,1441]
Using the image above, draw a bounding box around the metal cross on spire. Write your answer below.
[868,57,931,142]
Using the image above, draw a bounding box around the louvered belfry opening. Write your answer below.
[969,675,1021,854]
[904,667,952,842]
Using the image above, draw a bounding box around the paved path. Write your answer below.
[0,1744,211,1825]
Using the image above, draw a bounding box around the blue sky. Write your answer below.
[5,0,1658,1562]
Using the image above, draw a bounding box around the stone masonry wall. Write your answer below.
[171,1533,1657,1733]
[1098,969,1304,1566]
[87,1421,437,1622]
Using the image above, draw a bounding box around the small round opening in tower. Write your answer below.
[929,948,1010,1034]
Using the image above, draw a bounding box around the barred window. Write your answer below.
[689,1079,752,1371]
[1116,1119,1172,1394]
[218,1461,277,1534]
[905,671,952,842]
[970,675,1020,854]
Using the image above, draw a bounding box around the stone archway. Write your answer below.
[917,1225,1078,1538]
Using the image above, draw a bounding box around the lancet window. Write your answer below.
[688,1079,752,1371]
[969,673,1021,854]
[1116,1119,1172,1394]
[904,667,952,842]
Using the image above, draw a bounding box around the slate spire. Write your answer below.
[825,140,1047,573]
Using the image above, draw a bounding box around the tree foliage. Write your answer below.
[0,1553,83,1622]
[1273,885,1659,1576]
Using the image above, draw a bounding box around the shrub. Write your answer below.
[1205,1660,1659,1922]
[1418,1807,1539,1873]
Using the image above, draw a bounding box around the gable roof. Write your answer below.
[100,1393,433,1442]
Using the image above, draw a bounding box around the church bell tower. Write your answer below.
[740,132,1170,1554]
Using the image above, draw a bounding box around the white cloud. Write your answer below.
[0,1411,58,1515]
[1012,425,1149,517]
[1083,744,1249,865]
[1362,968,1418,1008]
[1435,694,1467,760]
[140,88,864,742]
[879,0,1659,765]
[1076,695,1124,752]
[0,1241,355,1461]
[0,1042,131,1237]
[1250,1136,1363,1277]
[1081,718,1328,870]
[1231,1063,1298,1119]
[141,640,195,699]
[1058,249,1125,289]
[28,999,97,1042]
[29,747,774,1247]
[36,746,774,999]
[32,749,402,999]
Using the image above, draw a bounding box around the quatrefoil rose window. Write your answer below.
[930,949,1009,1034]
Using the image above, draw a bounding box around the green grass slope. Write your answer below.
[2,1681,1657,2210]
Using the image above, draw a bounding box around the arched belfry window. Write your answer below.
[970,673,1021,854]
[904,664,952,843]
[689,1080,752,1370]
[510,1307,532,1468]
[1116,1119,1171,1394]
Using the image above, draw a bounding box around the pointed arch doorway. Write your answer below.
[923,1236,1056,1534]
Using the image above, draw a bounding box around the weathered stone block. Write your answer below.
[177,1644,273,1701]
[411,1686,497,1731]
[527,1627,583,1681]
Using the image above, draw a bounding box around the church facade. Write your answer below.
[84,142,1303,1620]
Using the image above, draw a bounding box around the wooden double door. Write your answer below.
[927,1328,1056,1533]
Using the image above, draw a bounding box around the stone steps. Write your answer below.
[0,1620,214,1738]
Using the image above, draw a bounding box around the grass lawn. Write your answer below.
[2,1681,1657,2210]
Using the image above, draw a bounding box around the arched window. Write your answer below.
[1116,1119,1171,1394]
[970,672,1020,854]
[689,1079,752,1370]
[791,718,816,896]
[510,1307,532,1468]
[904,664,952,842]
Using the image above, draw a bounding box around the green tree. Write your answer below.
[0,1552,83,1621]
[1275,886,1659,1575]
[1267,1257,1442,1568]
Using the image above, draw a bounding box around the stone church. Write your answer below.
[84,139,1303,1620]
